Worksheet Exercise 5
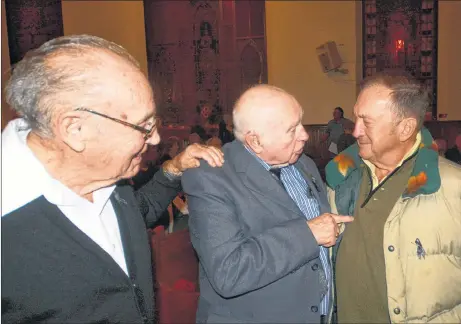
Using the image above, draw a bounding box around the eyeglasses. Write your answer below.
[75,107,156,140]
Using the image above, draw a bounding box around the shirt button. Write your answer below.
[311,306,318,313]
[388,245,395,252]
[311,263,319,271]
[373,197,378,201]
[394,307,401,315]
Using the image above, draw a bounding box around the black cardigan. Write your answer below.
[1,170,181,323]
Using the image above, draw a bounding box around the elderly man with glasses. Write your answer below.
[1,35,223,324]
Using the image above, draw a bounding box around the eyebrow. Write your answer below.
[136,113,155,125]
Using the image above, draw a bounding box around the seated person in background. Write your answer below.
[337,120,356,153]
[218,113,235,145]
[189,124,209,144]
[182,84,352,324]
[435,138,447,156]
[206,136,222,149]
[166,192,190,233]
[445,134,461,164]
[129,144,160,190]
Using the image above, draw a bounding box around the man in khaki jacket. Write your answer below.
[325,74,461,323]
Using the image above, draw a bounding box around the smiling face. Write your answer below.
[77,52,160,181]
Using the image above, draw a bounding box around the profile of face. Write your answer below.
[79,61,160,181]
[258,98,309,166]
[352,85,402,163]
[333,108,342,120]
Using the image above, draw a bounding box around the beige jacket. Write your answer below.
[327,143,461,323]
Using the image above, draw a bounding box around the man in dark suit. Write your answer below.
[1,35,223,324]
[182,85,353,323]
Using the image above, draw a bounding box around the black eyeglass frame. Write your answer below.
[75,107,156,140]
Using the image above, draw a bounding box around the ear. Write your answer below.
[57,111,87,152]
[398,117,418,142]
[244,132,263,154]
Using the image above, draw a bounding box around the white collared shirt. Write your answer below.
[2,119,128,275]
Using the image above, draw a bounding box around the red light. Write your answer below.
[396,39,404,51]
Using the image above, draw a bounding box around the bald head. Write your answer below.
[233,84,301,142]
[233,84,308,165]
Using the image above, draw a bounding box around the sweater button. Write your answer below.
[388,245,395,252]
[311,306,318,313]
[311,263,319,271]
[394,307,401,315]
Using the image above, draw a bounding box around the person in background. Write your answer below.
[189,124,209,144]
[206,135,222,149]
[129,144,160,190]
[326,73,461,323]
[182,84,353,324]
[160,136,182,162]
[323,107,353,155]
[445,134,461,164]
[434,138,448,157]
[336,120,356,153]
[218,113,234,145]
[1,35,224,324]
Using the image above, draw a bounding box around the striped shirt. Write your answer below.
[245,147,331,315]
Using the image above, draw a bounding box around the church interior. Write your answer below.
[1,1,461,322]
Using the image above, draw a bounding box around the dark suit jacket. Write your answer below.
[2,170,181,323]
[182,140,331,324]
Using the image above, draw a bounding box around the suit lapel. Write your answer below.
[242,162,304,217]
[229,141,304,217]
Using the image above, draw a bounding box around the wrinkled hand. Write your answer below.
[165,143,224,175]
[307,213,354,247]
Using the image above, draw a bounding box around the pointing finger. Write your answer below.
[332,215,354,223]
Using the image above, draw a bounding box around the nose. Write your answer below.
[298,125,309,142]
[352,120,363,139]
[146,130,161,146]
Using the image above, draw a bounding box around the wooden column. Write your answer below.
[4,0,64,65]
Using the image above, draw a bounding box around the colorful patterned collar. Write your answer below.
[326,128,440,198]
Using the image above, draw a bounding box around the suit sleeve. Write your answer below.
[135,168,182,227]
[182,166,321,298]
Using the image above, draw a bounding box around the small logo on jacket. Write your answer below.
[415,238,426,259]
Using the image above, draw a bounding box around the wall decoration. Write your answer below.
[144,0,267,128]
[5,0,64,65]
[363,0,438,118]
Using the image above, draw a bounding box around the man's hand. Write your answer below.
[164,143,224,175]
[307,213,353,247]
